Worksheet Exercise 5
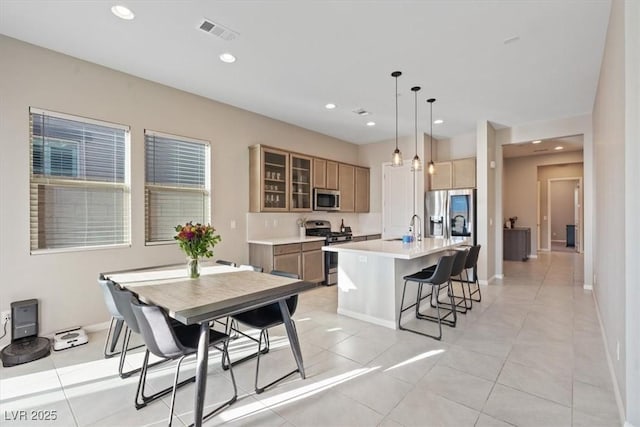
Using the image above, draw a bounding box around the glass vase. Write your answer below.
[187,257,200,279]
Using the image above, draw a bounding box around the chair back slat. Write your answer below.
[428,253,457,286]
[450,249,469,276]
[130,298,186,359]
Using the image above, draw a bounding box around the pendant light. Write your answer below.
[411,86,422,171]
[391,71,403,166]
[427,98,436,174]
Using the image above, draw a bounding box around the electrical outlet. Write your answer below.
[1,311,10,323]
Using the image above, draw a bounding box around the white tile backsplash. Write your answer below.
[247,212,380,240]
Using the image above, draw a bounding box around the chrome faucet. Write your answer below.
[409,214,422,241]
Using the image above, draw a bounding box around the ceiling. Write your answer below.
[0,0,611,144]
[502,135,584,158]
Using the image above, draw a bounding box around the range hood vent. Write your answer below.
[198,19,239,41]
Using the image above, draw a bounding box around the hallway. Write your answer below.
[0,252,621,426]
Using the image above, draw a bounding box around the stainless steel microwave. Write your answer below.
[313,188,340,211]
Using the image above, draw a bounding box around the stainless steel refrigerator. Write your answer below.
[425,188,477,242]
[425,189,477,279]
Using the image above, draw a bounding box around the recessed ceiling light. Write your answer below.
[532,140,542,144]
[219,53,236,63]
[555,146,564,150]
[325,103,336,110]
[366,121,376,127]
[111,5,135,20]
[434,119,444,125]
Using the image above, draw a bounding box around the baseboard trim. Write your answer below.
[583,284,593,290]
[479,275,499,286]
[337,308,396,330]
[539,248,550,252]
[592,293,627,424]
[495,274,504,279]
[528,254,538,259]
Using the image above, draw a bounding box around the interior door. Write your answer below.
[382,163,413,239]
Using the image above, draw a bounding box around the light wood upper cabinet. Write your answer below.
[428,157,476,190]
[290,154,312,211]
[429,161,452,190]
[452,157,476,188]
[326,161,339,190]
[338,163,355,212]
[313,158,326,189]
[355,166,370,212]
[249,145,289,212]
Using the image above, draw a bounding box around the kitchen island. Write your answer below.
[323,237,468,329]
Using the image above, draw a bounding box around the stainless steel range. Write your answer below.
[305,220,352,285]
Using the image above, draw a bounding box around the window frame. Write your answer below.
[144,129,211,245]
[29,107,131,254]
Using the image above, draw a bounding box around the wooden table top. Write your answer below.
[103,265,317,325]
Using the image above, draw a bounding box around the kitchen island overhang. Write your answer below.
[323,238,469,329]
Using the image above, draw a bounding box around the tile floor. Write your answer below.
[0,252,622,426]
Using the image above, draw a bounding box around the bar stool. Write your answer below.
[423,248,471,313]
[398,253,457,340]
[461,244,482,304]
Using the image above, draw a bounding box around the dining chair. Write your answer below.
[423,248,471,313]
[97,279,143,372]
[239,264,264,272]
[225,270,301,394]
[131,297,237,426]
[215,259,237,267]
[462,245,482,303]
[108,282,194,409]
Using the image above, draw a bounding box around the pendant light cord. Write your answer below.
[395,75,399,151]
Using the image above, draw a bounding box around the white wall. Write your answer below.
[592,0,634,421]
[0,36,359,341]
[624,1,640,424]
[437,131,477,160]
[476,121,497,283]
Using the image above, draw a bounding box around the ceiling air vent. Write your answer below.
[353,108,371,116]
[198,19,239,41]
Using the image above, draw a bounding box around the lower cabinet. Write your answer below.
[250,241,324,283]
[503,228,531,261]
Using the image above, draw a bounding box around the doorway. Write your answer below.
[548,177,582,253]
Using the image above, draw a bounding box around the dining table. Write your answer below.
[100,263,317,427]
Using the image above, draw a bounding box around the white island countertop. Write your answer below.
[323,237,468,259]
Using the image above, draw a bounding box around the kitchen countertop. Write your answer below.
[323,237,468,259]
[247,236,326,245]
[351,231,382,238]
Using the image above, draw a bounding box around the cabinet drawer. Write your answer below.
[273,243,301,255]
[302,241,324,251]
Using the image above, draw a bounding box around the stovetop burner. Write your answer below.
[305,220,352,241]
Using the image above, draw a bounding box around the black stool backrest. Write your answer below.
[464,245,481,269]
[130,298,187,359]
[451,249,469,277]
[111,283,141,334]
[428,254,457,286]
[270,270,299,315]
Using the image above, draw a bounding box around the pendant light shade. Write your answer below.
[391,71,403,167]
[427,98,436,175]
[411,86,422,171]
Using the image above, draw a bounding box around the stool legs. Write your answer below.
[398,280,457,340]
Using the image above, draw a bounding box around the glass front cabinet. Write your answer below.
[249,145,314,213]
[290,154,312,211]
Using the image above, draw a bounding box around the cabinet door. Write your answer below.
[290,154,312,211]
[326,161,339,190]
[429,161,452,190]
[302,250,324,283]
[313,158,326,188]
[273,252,301,277]
[338,163,355,212]
[355,166,370,212]
[452,158,476,189]
[261,146,289,211]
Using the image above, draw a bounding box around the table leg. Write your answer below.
[278,300,305,379]
[193,321,210,427]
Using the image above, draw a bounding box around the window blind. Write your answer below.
[29,109,130,251]
[145,131,210,242]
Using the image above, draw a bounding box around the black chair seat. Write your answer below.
[174,324,230,353]
[403,269,437,282]
[232,305,284,330]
